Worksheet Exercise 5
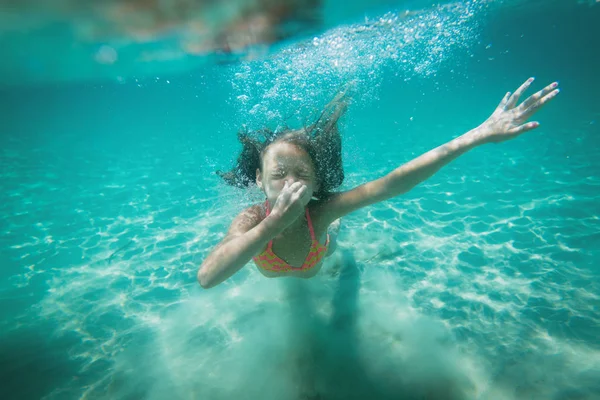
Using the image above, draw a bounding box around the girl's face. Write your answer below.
[256,142,319,207]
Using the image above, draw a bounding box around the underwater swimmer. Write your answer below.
[197,78,559,288]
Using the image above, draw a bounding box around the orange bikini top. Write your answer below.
[253,201,329,273]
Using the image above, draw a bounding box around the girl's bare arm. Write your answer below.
[318,78,560,224]
[197,206,279,289]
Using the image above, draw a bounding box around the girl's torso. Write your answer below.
[251,201,330,279]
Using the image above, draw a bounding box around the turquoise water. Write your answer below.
[1,1,600,399]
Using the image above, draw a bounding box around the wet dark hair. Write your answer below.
[216,92,349,199]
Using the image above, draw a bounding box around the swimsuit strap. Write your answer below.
[305,207,316,242]
[265,200,273,250]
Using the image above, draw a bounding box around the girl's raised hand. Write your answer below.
[269,181,307,230]
[479,78,560,144]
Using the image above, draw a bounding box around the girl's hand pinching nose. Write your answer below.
[270,182,307,229]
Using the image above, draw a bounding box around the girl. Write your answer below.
[198,78,559,289]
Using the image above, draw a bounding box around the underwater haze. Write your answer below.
[1,0,600,399]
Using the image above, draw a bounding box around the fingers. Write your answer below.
[287,181,304,193]
[508,121,540,136]
[285,182,307,206]
[280,181,290,196]
[506,77,534,109]
[279,181,306,200]
[496,91,511,110]
[520,86,560,120]
[518,81,558,111]
[290,184,307,202]
[277,181,292,200]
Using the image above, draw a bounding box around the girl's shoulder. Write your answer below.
[242,203,267,222]
[227,203,266,235]
[307,196,337,214]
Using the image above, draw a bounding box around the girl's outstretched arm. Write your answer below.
[318,78,560,223]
